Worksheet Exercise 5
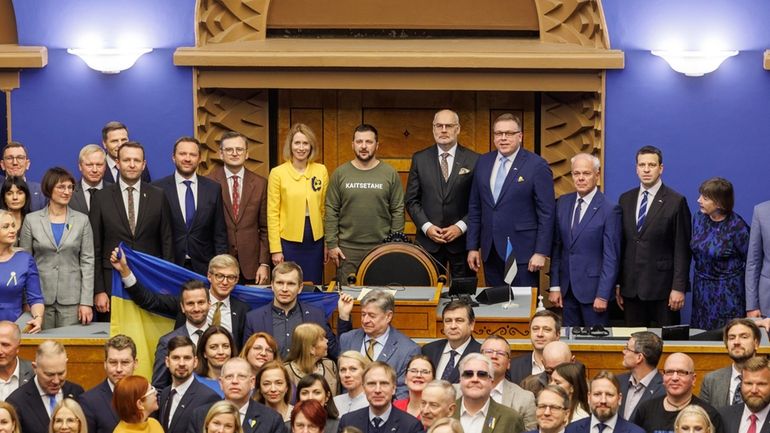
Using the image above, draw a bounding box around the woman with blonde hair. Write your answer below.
[674,405,714,433]
[267,123,328,283]
[332,351,370,416]
[284,323,337,394]
[49,399,88,433]
[203,401,244,433]
[427,417,464,433]
[240,332,279,372]
[0,401,21,433]
[0,209,44,332]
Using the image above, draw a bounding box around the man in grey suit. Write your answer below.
[338,289,420,399]
[71,144,107,215]
[719,355,770,433]
[481,335,537,430]
[701,318,761,409]
[747,200,770,318]
[617,331,665,420]
[0,321,34,401]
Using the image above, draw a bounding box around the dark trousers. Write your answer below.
[623,296,680,326]
[429,244,474,280]
[562,287,609,327]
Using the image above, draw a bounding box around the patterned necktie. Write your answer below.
[441,350,458,381]
[572,198,584,231]
[211,302,223,327]
[748,413,758,433]
[733,375,744,404]
[493,156,509,203]
[183,180,195,230]
[126,186,136,234]
[440,152,450,182]
[636,190,648,232]
[231,175,240,219]
[366,339,377,361]
[87,187,98,211]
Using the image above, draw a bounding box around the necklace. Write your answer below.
[664,396,692,411]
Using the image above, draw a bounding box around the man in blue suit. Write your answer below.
[549,153,621,327]
[565,371,645,433]
[79,335,138,433]
[339,289,421,400]
[0,142,46,211]
[154,137,228,275]
[467,113,555,287]
[338,361,424,433]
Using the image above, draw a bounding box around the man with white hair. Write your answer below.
[420,380,458,430]
[549,152,621,327]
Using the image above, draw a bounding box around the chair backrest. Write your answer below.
[355,242,439,286]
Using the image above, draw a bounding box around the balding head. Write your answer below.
[0,321,21,372]
[543,341,573,371]
[662,352,696,398]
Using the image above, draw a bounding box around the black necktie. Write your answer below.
[162,389,177,427]
[441,350,458,381]
[87,187,98,211]
[372,417,383,433]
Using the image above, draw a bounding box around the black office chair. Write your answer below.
[355,242,441,286]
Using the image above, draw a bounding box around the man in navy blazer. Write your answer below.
[80,335,138,433]
[154,137,228,275]
[565,371,645,433]
[186,358,286,433]
[466,113,555,287]
[549,153,621,327]
[617,331,665,420]
[242,261,350,359]
[157,336,220,433]
[7,341,84,433]
[421,299,481,383]
[101,121,151,184]
[507,310,562,384]
[339,290,421,400]
[338,361,424,433]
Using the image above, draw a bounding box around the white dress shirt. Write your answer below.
[460,398,490,433]
[590,414,618,433]
[81,179,104,211]
[361,327,390,360]
[35,376,62,416]
[168,374,195,422]
[740,402,770,433]
[435,337,471,380]
[635,179,662,219]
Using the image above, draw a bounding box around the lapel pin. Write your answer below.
[488,417,497,430]
[249,419,256,428]
[517,176,524,182]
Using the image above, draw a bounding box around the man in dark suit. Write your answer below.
[7,340,84,433]
[79,335,138,433]
[207,131,270,284]
[0,321,34,401]
[529,385,571,433]
[617,145,691,326]
[453,353,525,433]
[420,380,457,430]
[406,109,480,280]
[71,144,107,215]
[338,361,424,433]
[339,289,421,399]
[467,113,555,287]
[566,371,645,433]
[701,319,761,409]
[549,153,621,327]
[508,310,561,384]
[186,358,286,433]
[617,331,665,420]
[0,142,46,210]
[155,137,228,274]
[110,248,248,353]
[101,121,151,184]
[422,299,481,383]
[157,336,220,433]
[243,261,350,359]
[90,141,173,321]
[720,356,770,433]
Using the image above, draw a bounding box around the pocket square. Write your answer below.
[458,167,470,175]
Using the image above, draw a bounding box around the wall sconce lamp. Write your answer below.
[67,48,153,74]
[651,50,738,77]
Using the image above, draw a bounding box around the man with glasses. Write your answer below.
[0,142,45,210]
[207,131,270,284]
[617,331,664,420]
[532,385,571,433]
[454,352,525,433]
[406,109,479,281]
[631,353,723,433]
[339,361,424,433]
[467,112,555,287]
[481,335,537,430]
[100,121,151,184]
[566,371,645,433]
[422,299,481,383]
[420,380,458,430]
[700,318,761,409]
[71,144,107,214]
[187,357,286,433]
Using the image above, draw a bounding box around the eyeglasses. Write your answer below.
[142,386,157,399]
[54,184,75,192]
[222,147,247,155]
[223,373,251,382]
[622,345,640,354]
[251,345,275,355]
[3,156,27,163]
[433,123,458,130]
[481,348,510,358]
[663,369,693,377]
[493,131,521,138]
[212,272,238,283]
[407,368,432,376]
[536,404,567,412]
[460,370,491,379]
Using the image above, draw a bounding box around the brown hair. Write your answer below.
[699,177,735,214]
[254,360,291,405]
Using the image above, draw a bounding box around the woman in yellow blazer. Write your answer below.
[268,123,328,283]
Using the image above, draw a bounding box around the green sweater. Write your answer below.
[324,161,405,249]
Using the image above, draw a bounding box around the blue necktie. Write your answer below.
[598,423,608,433]
[441,350,458,381]
[636,191,648,232]
[493,156,509,203]
[572,198,584,232]
[183,180,195,229]
[48,394,57,414]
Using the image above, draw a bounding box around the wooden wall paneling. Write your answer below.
[197,0,270,44]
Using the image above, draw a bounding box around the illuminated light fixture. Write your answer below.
[67,47,153,74]
[651,50,738,77]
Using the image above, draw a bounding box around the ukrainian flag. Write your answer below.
[110,244,339,379]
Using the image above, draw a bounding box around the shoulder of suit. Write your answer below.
[243,168,268,183]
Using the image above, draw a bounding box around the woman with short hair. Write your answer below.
[112,376,163,433]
